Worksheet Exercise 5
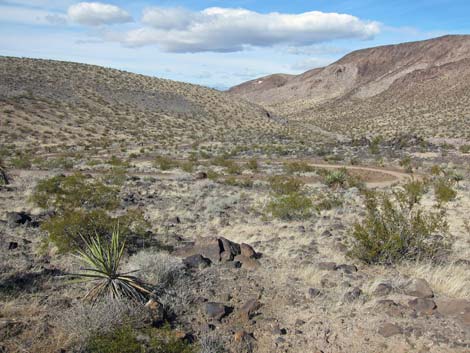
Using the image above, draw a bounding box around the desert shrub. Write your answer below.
[87,325,140,353]
[199,331,226,353]
[397,180,429,210]
[0,159,8,185]
[31,173,119,211]
[180,161,194,173]
[223,176,253,188]
[87,324,196,353]
[41,208,148,253]
[283,161,314,174]
[247,158,259,172]
[269,176,303,195]
[399,156,413,173]
[369,136,382,155]
[58,298,150,352]
[314,193,343,212]
[266,192,313,220]
[349,189,450,264]
[459,144,470,154]
[430,165,442,176]
[102,167,127,186]
[154,155,177,170]
[433,178,457,205]
[72,228,151,302]
[11,153,32,169]
[108,155,129,168]
[225,161,242,175]
[124,251,184,287]
[206,169,220,181]
[321,169,347,188]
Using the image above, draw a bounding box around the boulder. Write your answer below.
[183,254,211,269]
[6,212,31,228]
[344,287,362,302]
[240,243,257,258]
[404,278,434,298]
[234,255,260,271]
[408,298,436,315]
[204,302,228,321]
[194,172,208,180]
[239,298,262,321]
[373,283,393,297]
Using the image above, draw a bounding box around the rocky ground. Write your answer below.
[1,143,469,353]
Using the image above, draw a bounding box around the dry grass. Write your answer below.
[398,262,470,299]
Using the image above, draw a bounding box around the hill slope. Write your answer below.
[229,35,470,139]
[0,56,287,154]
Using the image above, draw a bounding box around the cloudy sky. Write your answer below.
[0,0,468,89]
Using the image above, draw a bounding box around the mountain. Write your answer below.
[229,35,470,140]
[0,56,287,154]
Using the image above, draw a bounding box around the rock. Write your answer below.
[320,278,337,288]
[336,264,358,274]
[408,298,436,315]
[8,242,18,250]
[378,323,402,337]
[234,255,260,271]
[373,283,392,296]
[344,287,362,302]
[239,298,262,321]
[317,262,337,271]
[404,278,434,298]
[220,237,241,262]
[204,302,228,321]
[7,212,31,228]
[295,319,305,326]
[435,298,470,325]
[308,288,322,298]
[234,330,249,343]
[240,243,257,258]
[145,299,164,322]
[195,171,208,180]
[183,254,211,269]
[376,300,408,318]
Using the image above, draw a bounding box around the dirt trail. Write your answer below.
[9,161,417,188]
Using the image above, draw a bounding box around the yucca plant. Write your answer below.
[72,228,151,302]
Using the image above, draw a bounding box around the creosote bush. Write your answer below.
[433,177,457,205]
[266,192,313,220]
[349,186,450,265]
[269,175,303,195]
[31,173,119,211]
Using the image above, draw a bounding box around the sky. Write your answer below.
[0,0,469,89]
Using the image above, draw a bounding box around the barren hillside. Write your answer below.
[229,35,470,139]
[0,56,287,153]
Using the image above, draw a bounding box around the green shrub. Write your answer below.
[41,208,148,252]
[87,324,195,353]
[180,161,194,173]
[283,161,314,174]
[247,158,259,172]
[102,167,127,186]
[11,154,32,169]
[322,169,347,188]
[87,326,141,353]
[266,192,313,220]
[433,178,457,205]
[0,159,8,185]
[397,180,429,210]
[223,176,253,188]
[314,193,343,212]
[154,155,177,170]
[226,161,242,175]
[369,136,382,155]
[108,156,129,168]
[269,176,303,195]
[31,173,119,211]
[399,156,413,173]
[349,190,450,264]
[459,145,470,154]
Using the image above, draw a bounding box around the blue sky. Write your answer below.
[0,0,468,89]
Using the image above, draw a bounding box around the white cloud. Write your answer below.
[68,2,132,26]
[115,7,380,53]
